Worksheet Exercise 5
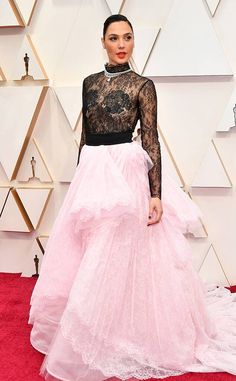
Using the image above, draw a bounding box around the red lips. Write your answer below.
[116,52,126,57]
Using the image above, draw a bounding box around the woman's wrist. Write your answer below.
[151,194,161,200]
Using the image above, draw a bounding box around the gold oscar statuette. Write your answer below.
[28,156,40,182]
[21,53,34,80]
[32,254,39,277]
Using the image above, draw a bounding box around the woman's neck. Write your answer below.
[104,61,131,73]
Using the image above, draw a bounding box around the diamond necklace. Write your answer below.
[104,66,132,82]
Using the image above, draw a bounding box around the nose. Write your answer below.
[118,37,125,49]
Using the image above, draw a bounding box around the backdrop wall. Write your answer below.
[0,0,236,285]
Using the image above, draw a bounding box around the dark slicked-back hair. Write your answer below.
[103,14,133,38]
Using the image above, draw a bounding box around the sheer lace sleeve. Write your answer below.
[138,79,162,199]
[77,79,86,166]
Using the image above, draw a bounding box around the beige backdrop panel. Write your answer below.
[0,0,236,284]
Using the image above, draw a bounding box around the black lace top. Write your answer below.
[77,61,162,199]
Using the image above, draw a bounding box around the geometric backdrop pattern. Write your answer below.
[0,0,236,286]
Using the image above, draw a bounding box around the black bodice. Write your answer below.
[77,61,162,199]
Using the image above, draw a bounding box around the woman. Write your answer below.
[29,14,236,381]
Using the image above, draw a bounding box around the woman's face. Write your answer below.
[101,21,134,65]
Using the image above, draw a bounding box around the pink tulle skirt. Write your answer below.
[29,141,236,381]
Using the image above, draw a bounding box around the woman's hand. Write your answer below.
[147,197,163,226]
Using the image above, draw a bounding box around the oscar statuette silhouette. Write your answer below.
[21,53,34,80]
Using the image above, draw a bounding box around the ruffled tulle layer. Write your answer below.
[29,141,236,381]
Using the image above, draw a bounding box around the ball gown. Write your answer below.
[29,62,236,381]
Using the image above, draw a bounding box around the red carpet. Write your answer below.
[1,272,236,381]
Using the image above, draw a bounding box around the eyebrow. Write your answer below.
[108,32,133,37]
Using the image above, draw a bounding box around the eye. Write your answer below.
[125,35,132,41]
[109,36,117,41]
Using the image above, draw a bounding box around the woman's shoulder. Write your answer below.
[130,71,154,87]
[82,70,103,85]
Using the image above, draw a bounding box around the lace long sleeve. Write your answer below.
[138,79,162,199]
[77,79,86,166]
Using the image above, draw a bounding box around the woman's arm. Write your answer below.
[138,79,163,224]
[77,79,86,166]
[138,79,162,200]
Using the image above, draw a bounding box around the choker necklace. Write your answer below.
[104,62,132,82]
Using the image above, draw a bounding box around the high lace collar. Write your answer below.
[104,61,131,73]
